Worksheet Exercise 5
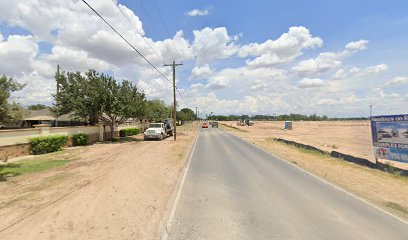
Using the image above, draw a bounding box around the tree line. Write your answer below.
[208,114,368,121]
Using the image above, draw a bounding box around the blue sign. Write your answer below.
[371,114,408,163]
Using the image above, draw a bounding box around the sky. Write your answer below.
[1,0,408,117]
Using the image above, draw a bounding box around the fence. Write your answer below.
[0,123,145,161]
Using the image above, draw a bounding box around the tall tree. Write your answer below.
[145,99,171,122]
[0,75,25,123]
[53,70,146,139]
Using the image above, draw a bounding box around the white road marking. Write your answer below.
[161,132,199,240]
[222,129,408,226]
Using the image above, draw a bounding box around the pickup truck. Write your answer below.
[144,119,174,141]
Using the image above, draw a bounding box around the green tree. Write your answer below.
[28,104,48,110]
[145,99,171,122]
[53,70,146,139]
[0,75,25,123]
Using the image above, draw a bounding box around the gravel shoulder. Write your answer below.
[221,124,408,221]
[0,124,197,240]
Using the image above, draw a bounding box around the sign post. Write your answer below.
[370,114,408,164]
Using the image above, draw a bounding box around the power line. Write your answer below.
[151,0,183,63]
[136,0,177,61]
[81,0,172,85]
[109,0,163,64]
[82,0,192,110]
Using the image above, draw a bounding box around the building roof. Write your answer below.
[22,109,76,121]
[23,115,55,121]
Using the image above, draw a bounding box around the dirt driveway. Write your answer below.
[0,125,197,240]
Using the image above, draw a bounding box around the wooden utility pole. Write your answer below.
[56,64,60,127]
[164,60,183,140]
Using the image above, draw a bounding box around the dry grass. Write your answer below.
[222,125,408,221]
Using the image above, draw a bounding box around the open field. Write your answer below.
[221,123,408,221]
[0,124,197,240]
[221,120,408,170]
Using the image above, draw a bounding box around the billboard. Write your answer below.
[370,114,408,163]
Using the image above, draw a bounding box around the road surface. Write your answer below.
[166,127,408,240]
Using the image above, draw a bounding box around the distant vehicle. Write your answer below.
[237,119,254,126]
[202,122,209,128]
[144,119,174,141]
[212,122,219,128]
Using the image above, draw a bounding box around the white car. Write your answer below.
[144,123,167,140]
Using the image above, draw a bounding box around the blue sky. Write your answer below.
[0,0,408,117]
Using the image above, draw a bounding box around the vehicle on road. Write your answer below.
[144,119,174,141]
[212,122,219,128]
[202,122,209,128]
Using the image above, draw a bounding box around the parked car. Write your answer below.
[212,122,219,128]
[144,123,167,140]
[202,122,209,128]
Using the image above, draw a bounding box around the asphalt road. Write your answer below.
[166,127,408,240]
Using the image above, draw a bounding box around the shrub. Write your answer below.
[72,133,89,146]
[119,127,140,137]
[29,135,68,155]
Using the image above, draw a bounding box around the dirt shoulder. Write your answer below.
[221,124,408,221]
[0,124,198,240]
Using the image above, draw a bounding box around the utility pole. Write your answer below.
[195,107,198,119]
[56,64,60,127]
[164,60,183,140]
[370,104,373,118]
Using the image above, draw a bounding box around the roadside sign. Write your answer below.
[370,114,408,163]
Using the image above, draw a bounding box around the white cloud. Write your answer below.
[189,64,213,80]
[206,76,229,90]
[239,26,322,68]
[192,27,239,65]
[185,8,209,17]
[386,76,408,86]
[345,40,368,51]
[293,40,370,77]
[293,52,342,77]
[0,33,38,76]
[297,78,325,88]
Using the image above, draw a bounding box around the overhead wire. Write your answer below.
[82,0,192,109]
[135,0,176,61]
[109,0,163,64]
[81,0,172,86]
[151,0,183,63]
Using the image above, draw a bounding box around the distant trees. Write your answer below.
[0,75,25,123]
[28,104,48,110]
[207,114,366,121]
[177,108,196,123]
[53,69,146,139]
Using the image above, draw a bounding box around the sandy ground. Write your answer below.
[221,121,407,170]
[221,124,408,221]
[0,125,197,240]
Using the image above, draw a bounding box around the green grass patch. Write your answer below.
[0,159,70,181]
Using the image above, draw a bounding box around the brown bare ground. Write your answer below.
[0,125,197,240]
[221,122,408,220]
[221,120,407,169]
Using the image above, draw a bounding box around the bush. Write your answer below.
[72,133,89,146]
[119,127,140,137]
[29,135,68,155]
